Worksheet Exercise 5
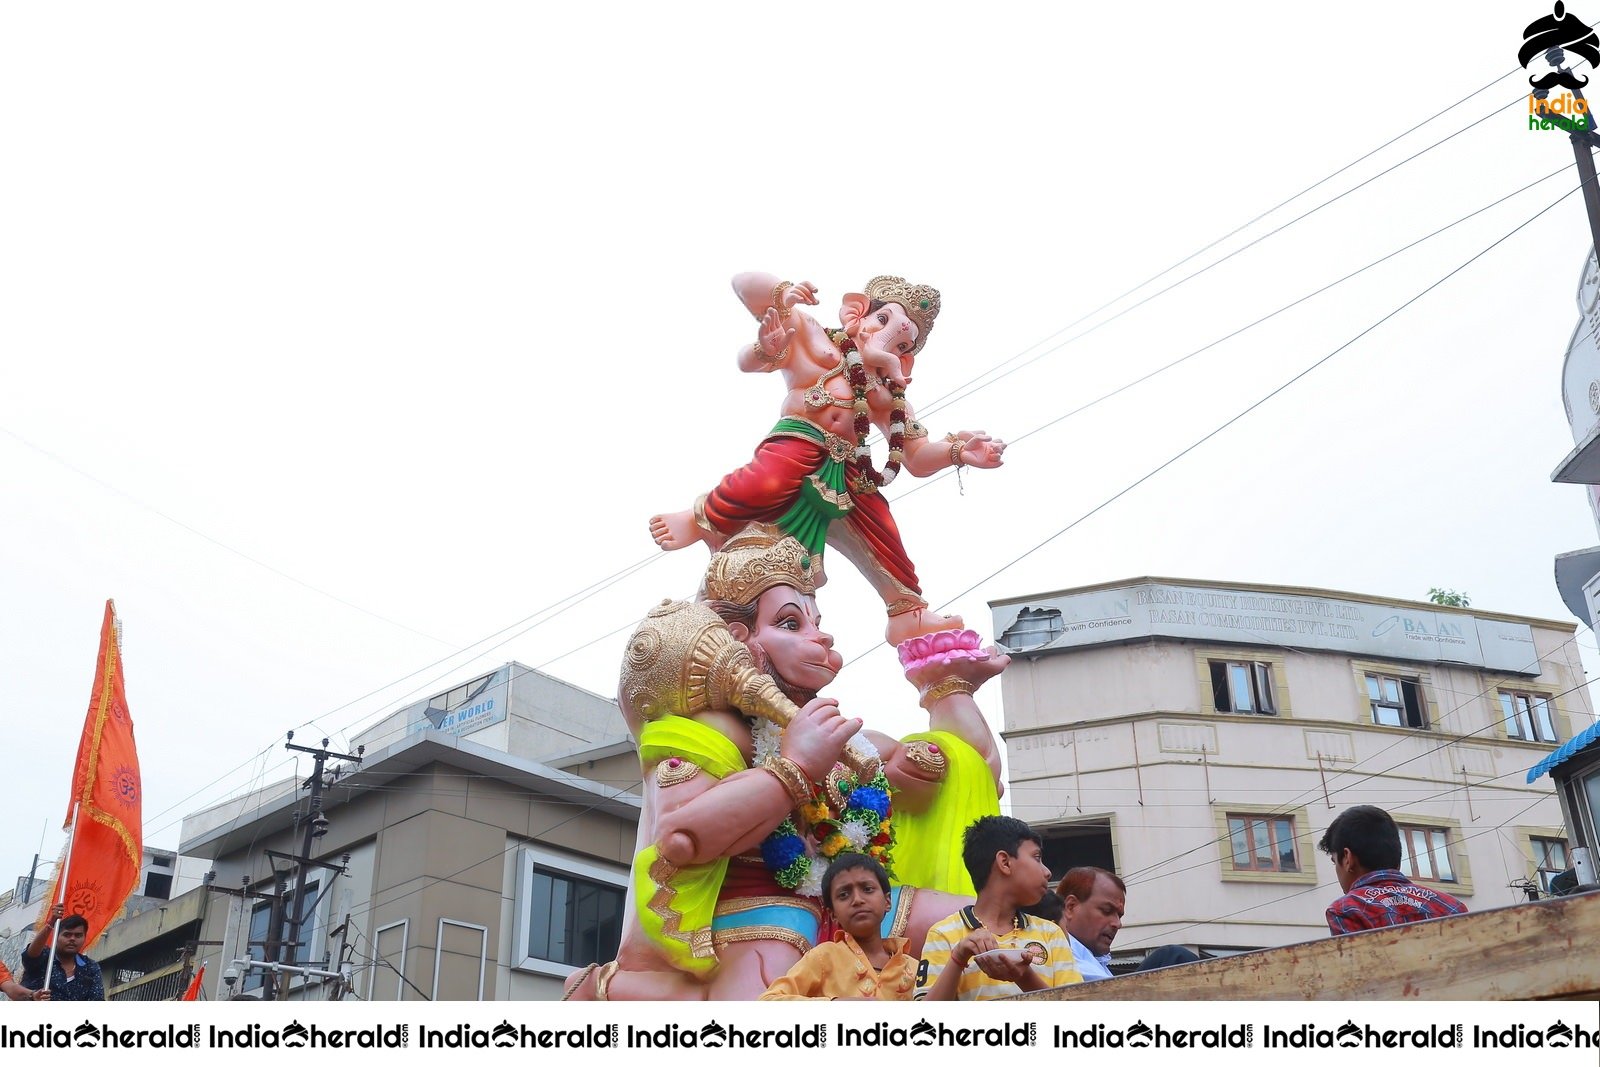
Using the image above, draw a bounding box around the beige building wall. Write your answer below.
[186,741,639,1001]
[997,580,1591,958]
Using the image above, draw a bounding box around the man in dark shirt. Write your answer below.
[20,905,105,1001]
[1319,805,1467,934]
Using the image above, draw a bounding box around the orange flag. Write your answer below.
[42,600,143,951]
[180,963,206,1001]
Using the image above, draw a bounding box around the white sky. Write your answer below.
[4,1,1599,887]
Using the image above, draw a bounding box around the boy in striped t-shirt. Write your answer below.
[915,816,1081,1000]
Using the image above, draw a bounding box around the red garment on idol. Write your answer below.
[702,435,922,595]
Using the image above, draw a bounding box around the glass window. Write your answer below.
[1533,836,1569,894]
[522,867,624,969]
[1583,771,1600,862]
[1211,661,1277,715]
[1229,821,1250,868]
[1499,691,1558,743]
[244,879,321,993]
[1226,814,1298,872]
[1272,819,1297,870]
[1398,826,1456,883]
[1367,673,1426,729]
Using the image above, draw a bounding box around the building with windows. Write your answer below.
[175,662,641,1001]
[992,577,1589,961]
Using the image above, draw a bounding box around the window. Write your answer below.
[1532,836,1569,894]
[1366,673,1427,729]
[243,879,322,993]
[1216,805,1315,884]
[1210,661,1277,715]
[1040,817,1116,880]
[1397,825,1456,883]
[1500,691,1558,743]
[1585,770,1600,852]
[513,849,627,977]
[524,870,622,967]
[1226,814,1299,873]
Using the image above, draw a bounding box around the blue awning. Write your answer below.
[1528,720,1600,783]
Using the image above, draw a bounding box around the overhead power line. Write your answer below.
[926,181,1582,632]
[907,70,1526,425]
[890,159,1576,506]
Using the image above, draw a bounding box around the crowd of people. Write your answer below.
[757,805,1468,1001]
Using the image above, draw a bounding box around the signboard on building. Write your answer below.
[404,666,511,737]
[993,580,1540,674]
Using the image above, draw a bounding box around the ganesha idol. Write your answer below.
[563,524,1008,1000]
[650,271,1006,648]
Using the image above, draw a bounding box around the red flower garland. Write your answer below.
[829,329,905,497]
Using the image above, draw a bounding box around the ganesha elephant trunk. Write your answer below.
[622,599,880,780]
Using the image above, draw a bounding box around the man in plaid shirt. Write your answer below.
[1318,805,1467,934]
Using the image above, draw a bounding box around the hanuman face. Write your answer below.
[742,586,842,696]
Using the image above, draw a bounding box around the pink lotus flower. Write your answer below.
[898,629,987,671]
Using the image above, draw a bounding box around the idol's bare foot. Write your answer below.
[886,607,964,647]
[649,510,705,551]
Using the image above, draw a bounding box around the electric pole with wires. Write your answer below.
[267,732,362,1001]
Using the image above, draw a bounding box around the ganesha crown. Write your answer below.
[864,275,941,354]
[701,524,816,606]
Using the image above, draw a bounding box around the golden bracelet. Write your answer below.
[919,677,976,709]
[754,337,785,365]
[945,432,965,468]
[762,756,815,807]
[773,281,793,319]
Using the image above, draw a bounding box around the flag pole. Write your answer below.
[43,801,82,984]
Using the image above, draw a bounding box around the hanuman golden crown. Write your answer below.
[700,523,816,606]
[864,275,941,355]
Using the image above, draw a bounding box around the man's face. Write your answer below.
[55,924,87,958]
[747,587,841,695]
[1064,875,1125,956]
[828,866,890,940]
[1008,839,1053,906]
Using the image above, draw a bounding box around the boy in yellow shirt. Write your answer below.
[916,816,1081,1000]
[760,855,918,1001]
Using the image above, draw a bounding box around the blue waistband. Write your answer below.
[711,902,820,944]
[709,885,910,947]
[882,885,905,939]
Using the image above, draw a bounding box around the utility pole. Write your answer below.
[272,732,362,1002]
[1533,47,1600,257]
[328,913,353,1001]
[263,871,289,1000]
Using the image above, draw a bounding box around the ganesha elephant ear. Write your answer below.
[838,292,872,336]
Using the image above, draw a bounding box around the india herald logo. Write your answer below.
[1519,3,1600,91]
